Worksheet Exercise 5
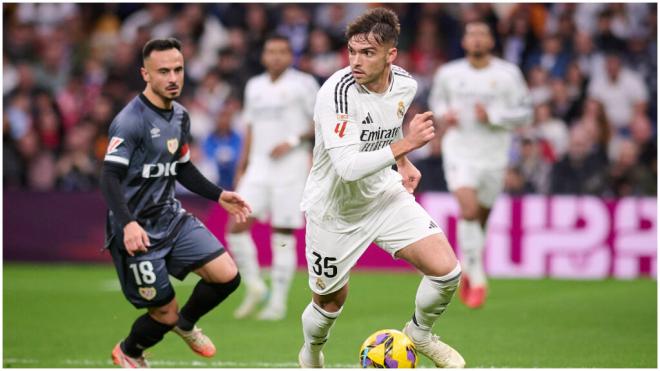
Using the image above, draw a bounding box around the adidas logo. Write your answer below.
[361,112,374,125]
[429,220,438,229]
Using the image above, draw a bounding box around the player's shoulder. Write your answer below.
[437,58,469,75]
[286,68,320,89]
[171,100,189,116]
[490,57,524,78]
[318,66,354,97]
[110,96,146,131]
[391,64,417,91]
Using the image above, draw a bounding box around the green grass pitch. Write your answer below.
[3,263,656,368]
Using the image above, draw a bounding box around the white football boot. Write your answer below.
[402,321,465,368]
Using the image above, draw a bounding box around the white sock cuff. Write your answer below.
[458,219,484,251]
[311,301,342,319]
[426,263,462,284]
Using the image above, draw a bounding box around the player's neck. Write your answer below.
[268,68,287,82]
[143,88,173,110]
[363,66,391,94]
[467,54,491,69]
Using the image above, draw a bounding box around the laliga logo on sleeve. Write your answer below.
[335,121,347,138]
[106,137,124,154]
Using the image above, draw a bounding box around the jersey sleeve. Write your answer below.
[242,79,256,125]
[487,66,533,129]
[178,111,192,163]
[104,113,142,166]
[316,83,362,149]
[301,75,321,119]
[428,67,451,118]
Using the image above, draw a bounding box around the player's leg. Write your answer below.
[375,192,464,367]
[226,179,267,318]
[453,186,487,307]
[258,182,305,320]
[299,217,371,367]
[168,216,241,357]
[109,242,177,367]
[299,285,348,368]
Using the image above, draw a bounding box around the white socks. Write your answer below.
[269,233,296,309]
[301,301,342,362]
[227,232,264,289]
[457,219,487,286]
[410,264,462,341]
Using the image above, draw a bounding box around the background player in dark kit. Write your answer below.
[100,38,251,368]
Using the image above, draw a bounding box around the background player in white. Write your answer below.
[226,35,319,321]
[298,8,464,368]
[428,21,532,309]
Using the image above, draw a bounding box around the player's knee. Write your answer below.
[148,306,179,326]
[204,272,241,296]
[460,205,480,221]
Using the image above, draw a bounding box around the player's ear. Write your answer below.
[387,47,397,64]
[140,66,150,83]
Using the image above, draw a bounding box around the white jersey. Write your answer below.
[301,65,417,232]
[428,57,532,168]
[243,68,319,183]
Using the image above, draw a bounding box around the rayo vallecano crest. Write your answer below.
[167,138,179,154]
[139,287,157,300]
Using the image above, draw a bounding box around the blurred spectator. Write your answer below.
[533,103,569,162]
[276,4,311,64]
[202,105,243,190]
[525,33,571,78]
[55,123,98,191]
[587,51,648,135]
[307,28,343,80]
[550,124,608,195]
[504,166,535,195]
[572,31,605,78]
[576,99,611,164]
[515,134,552,194]
[27,151,57,191]
[527,66,552,106]
[119,3,174,43]
[607,139,655,197]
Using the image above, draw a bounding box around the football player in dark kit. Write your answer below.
[100,38,252,368]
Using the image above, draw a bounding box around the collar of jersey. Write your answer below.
[139,93,175,121]
[359,69,394,96]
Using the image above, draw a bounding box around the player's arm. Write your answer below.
[428,68,458,128]
[175,146,252,223]
[234,125,252,187]
[483,68,533,129]
[271,76,320,159]
[100,118,150,256]
[326,112,434,182]
[396,155,422,193]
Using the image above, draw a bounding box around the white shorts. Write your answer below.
[237,171,306,229]
[304,190,443,295]
[443,157,506,208]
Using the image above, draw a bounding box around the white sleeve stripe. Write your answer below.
[104,155,129,165]
[180,152,190,162]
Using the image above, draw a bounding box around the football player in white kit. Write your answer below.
[298,8,465,368]
[428,21,532,309]
[226,35,319,321]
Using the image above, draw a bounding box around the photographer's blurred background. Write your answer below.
[3,3,656,196]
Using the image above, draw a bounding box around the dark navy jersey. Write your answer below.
[104,94,192,245]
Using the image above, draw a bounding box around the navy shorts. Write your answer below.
[109,214,225,308]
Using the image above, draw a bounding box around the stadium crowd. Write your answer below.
[3,3,657,197]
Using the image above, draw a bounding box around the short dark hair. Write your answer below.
[264,33,291,47]
[345,7,400,47]
[142,37,182,61]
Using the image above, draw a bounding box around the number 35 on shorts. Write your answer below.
[310,251,338,278]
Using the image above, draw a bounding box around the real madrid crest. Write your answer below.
[397,101,405,119]
[139,286,157,300]
[315,277,326,290]
[167,138,179,154]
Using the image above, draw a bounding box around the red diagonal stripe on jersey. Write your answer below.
[107,137,124,154]
[335,121,347,138]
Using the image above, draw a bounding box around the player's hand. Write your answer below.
[441,110,459,127]
[219,191,252,224]
[475,103,489,124]
[405,111,435,150]
[270,142,293,159]
[398,160,421,193]
[123,221,150,256]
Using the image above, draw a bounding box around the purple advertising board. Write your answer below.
[3,191,656,279]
